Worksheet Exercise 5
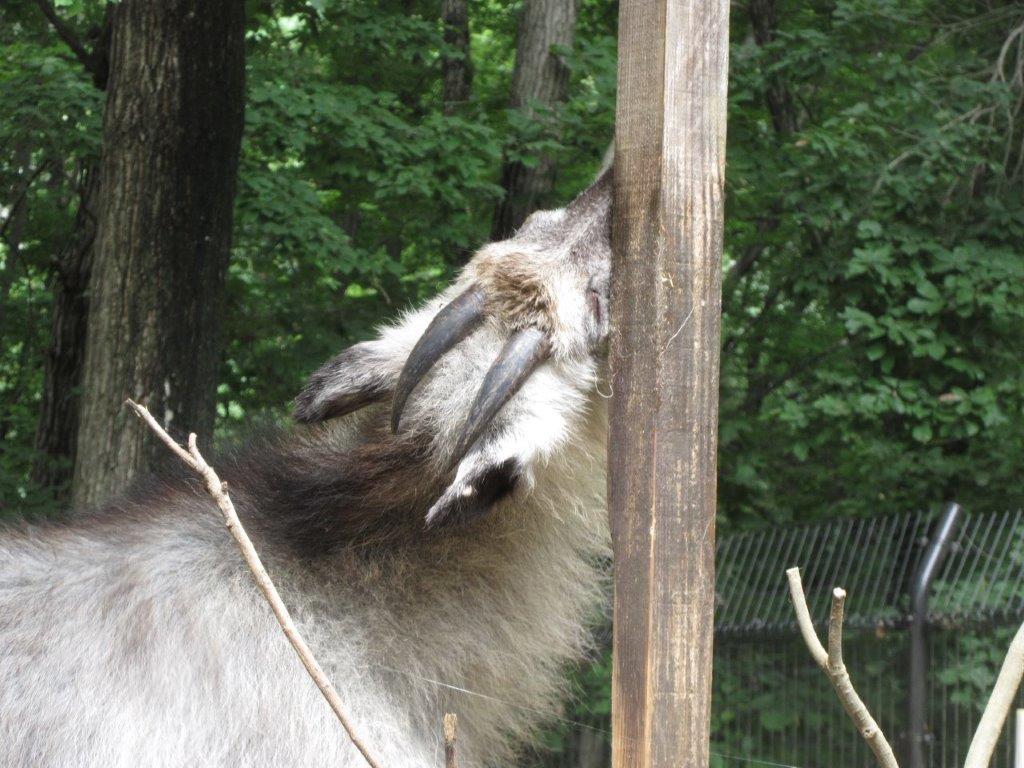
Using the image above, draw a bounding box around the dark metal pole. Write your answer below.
[907,501,963,768]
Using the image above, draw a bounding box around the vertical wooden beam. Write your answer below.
[608,1,730,768]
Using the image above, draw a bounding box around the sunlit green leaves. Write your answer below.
[719,0,1024,525]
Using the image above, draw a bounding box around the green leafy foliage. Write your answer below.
[719,0,1024,524]
[1,0,1024,761]
[0,8,101,511]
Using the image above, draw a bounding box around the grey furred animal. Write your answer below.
[0,170,613,768]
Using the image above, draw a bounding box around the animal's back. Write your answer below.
[0,433,608,768]
[0,501,447,768]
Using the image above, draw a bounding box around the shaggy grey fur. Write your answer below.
[0,170,613,768]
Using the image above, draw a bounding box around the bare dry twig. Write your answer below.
[126,399,385,768]
[789,562,1024,768]
[443,713,458,768]
[964,622,1024,768]
[786,568,899,768]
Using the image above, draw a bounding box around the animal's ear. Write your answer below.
[425,452,523,529]
[293,341,397,423]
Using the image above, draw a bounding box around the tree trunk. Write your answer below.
[441,0,472,115]
[26,6,111,499]
[491,0,577,240]
[31,167,99,495]
[747,0,798,136]
[71,0,246,508]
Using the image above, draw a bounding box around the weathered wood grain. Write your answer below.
[609,1,730,767]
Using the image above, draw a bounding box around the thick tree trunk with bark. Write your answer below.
[31,168,99,494]
[491,0,577,239]
[441,0,472,115]
[71,0,246,508]
[747,0,798,136]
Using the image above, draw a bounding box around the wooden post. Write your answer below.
[608,1,730,767]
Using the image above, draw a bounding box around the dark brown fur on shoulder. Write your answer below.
[221,418,445,559]
[41,411,518,561]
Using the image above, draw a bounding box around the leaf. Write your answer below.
[911,423,933,443]
[916,280,940,300]
[907,297,941,314]
[760,709,798,732]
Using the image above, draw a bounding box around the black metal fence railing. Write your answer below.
[532,506,1024,768]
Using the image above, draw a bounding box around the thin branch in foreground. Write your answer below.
[444,713,458,768]
[125,399,385,768]
[785,568,899,768]
[964,621,1024,768]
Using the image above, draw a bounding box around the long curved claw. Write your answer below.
[449,327,551,468]
[391,287,487,433]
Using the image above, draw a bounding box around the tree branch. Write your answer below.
[444,713,458,768]
[125,399,386,768]
[722,280,786,357]
[786,568,899,768]
[0,161,50,245]
[32,0,100,79]
[741,337,850,415]
[964,621,1024,768]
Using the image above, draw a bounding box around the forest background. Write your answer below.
[1,0,1023,757]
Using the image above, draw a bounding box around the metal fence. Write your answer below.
[534,505,1024,768]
